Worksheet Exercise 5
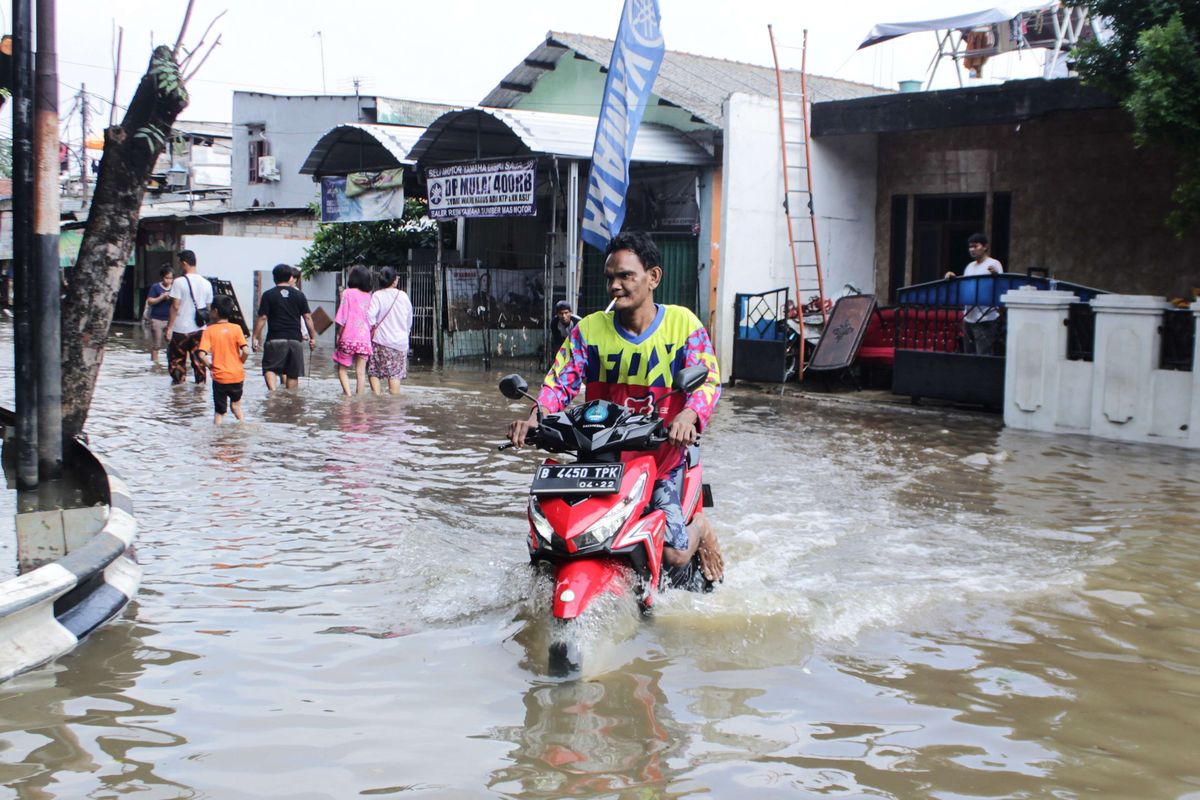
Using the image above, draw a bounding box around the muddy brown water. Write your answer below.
[2,323,1200,799]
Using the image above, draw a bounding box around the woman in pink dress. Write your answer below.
[333,266,374,395]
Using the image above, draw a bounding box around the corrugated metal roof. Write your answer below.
[172,120,234,139]
[481,31,890,127]
[408,107,714,165]
[299,124,428,176]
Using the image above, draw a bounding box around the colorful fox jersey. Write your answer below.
[537,304,721,477]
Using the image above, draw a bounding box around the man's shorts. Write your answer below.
[649,461,688,550]
[262,339,306,378]
[212,381,243,414]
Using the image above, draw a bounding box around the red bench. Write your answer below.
[857,307,897,367]
[855,306,965,370]
[896,307,963,353]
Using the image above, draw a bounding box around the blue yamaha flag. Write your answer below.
[581,0,665,252]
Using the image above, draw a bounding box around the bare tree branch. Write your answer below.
[172,0,196,58]
[109,25,123,126]
[179,9,228,71]
[184,34,222,83]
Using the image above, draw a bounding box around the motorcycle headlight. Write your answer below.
[528,495,555,541]
[578,472,649,549]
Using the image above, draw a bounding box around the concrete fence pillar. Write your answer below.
[1090,294,1171,442]
[1002,287,1079,433]
[1191,300,1200,448]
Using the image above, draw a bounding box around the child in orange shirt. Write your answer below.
[198,294,249,425]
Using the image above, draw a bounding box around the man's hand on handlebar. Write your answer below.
[666,408,700,448]
[507,407,542,448]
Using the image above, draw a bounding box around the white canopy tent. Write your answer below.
[859,2,1103,87]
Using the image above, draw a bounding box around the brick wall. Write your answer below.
[874,108,1200,300]
[221,213,318,240]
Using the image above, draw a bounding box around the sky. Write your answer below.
[12,0,1049,143]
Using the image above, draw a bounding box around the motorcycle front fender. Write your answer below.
[552,559,627,620]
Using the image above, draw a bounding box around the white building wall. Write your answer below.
[232,93,366,210]
[811,133,879,297]
[181,235,317,341]
[714,92,878,375]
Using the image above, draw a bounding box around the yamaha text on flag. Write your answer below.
[581,0,666,252]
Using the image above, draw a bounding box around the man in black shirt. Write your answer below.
[252,263,317,390]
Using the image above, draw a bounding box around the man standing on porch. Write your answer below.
[945,233,1004,355]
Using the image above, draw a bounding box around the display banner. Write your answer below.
[580,0,665,251]
[320,168,406,223]
[425,159,538,220]
[444,266,545,331]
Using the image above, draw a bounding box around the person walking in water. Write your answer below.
[367,266,414,395]
[165,249,213,385]
[333,265,374,395]
[198,294,249,425]
[143,267,174,364]
[252,263,317,390]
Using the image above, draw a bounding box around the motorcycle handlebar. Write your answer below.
[498,425,695,453]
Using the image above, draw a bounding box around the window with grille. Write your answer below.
[248,135,271,184]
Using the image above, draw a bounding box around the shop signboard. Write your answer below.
[320,167,406,223]
[425,159,537,220]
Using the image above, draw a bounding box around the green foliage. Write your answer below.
[298,197,439,276]
[133,46,189,153]
[0,138,11,179]
[1069,0,1200,232]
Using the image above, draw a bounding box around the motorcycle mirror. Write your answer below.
[673,365,709,394]
[499,374,529,401]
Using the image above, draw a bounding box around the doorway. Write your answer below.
[912,194,986,284]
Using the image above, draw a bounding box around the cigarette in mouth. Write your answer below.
[605,298,616,313]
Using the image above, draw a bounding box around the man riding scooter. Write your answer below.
[508,231,724,583]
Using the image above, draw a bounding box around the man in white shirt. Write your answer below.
[165,249,215,384]
[944,233,1004,355]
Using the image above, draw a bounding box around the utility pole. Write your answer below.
[315,31,326,93]
[79,83,90,203]
[34,0,63,479]
[12,0,38,489]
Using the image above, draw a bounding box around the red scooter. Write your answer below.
[499,366,713,675]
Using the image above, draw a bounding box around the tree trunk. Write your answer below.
[61,45,188,439]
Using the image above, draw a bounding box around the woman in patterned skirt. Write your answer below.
[366,266,414,395]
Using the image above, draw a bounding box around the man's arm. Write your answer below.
[509,324,588,447]
[680,324,722,430]
[536,324,588,413]
[252,315,266,350]
[665,326,721,448]
[303,313,317,348]
[165,297,181,336]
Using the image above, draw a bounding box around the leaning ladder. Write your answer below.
[768,26,828,376]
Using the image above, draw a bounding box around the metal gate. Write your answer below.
[402,262,436,359]
[732,287,792,383]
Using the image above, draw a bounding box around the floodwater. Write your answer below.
[2,322,1200,799]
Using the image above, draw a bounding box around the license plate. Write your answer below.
[531,463,625,495]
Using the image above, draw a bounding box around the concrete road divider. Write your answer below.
[0,436,141,683]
